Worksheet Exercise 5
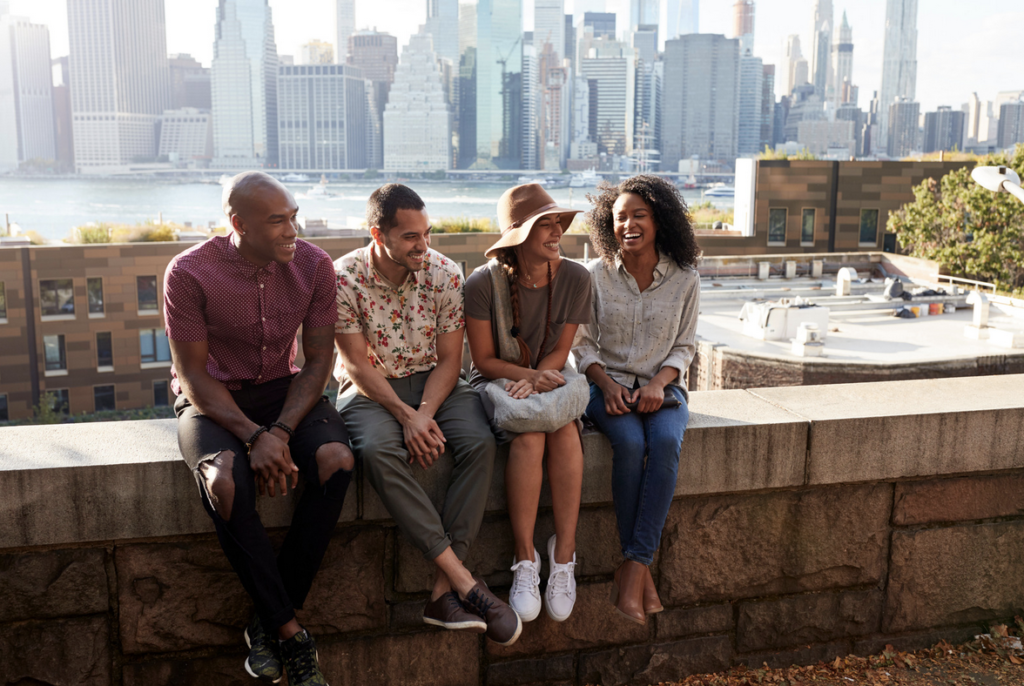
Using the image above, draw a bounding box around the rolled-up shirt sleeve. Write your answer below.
[572,277,605,374]
[660,272,700,375]
[303,256,341,329]
[164,262,207,342]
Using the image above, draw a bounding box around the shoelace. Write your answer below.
[464,588,495,618]
[444,592,466,613]
[548,560,576,596]
[283,635,319,683]
[510,560,541,597]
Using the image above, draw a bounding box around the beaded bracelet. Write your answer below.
[245,426,269,455]
[271,421,295,439]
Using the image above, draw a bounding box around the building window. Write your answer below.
[49,389,70,415]
[859,209,880,245]
[801,209,815,245]
[97,331,113,369]
[0,394,7,421]
[0,282,6,321]
[43,334,66,372]
[153,380,169,407]
[768,208,787,245]
[140,328,171,364]
[94,385,116,412]
[87,277,104,315]
[137,275,158,313]
[40,278,74,317]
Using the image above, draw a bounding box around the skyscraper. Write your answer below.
[348,30,397,170]
[662,34,739,167]
[211,0,278,167]
[878,0,917,151]
[578,38,634,158]
[887,97,919,157]
[67,0,171,171]
[535,0,565,62]
[336,0,355,62]
[460,0,522,169]
[384,30,452,171]
[783,35,807,96]
[732,0,754,56]
[810,0,832,99]
[923,106,965,154]
[425,0,458,67]
[760,64,775,152]
[0,13,56,171]
[630,0,658,30]
[300,40,334,65]
[665,0,698,40]
[521,39,538,170]
[832,11,854,108]
[277,63,367,169]
[737,53,763,156]
[169,54,212,110]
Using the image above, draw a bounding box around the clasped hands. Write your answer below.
[602,378,665,416]
[250,426,300,497]
[504,368,565,399]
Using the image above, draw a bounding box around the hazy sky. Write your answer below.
[9,0,1024,113]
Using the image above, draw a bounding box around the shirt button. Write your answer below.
[262,317,266,321]
[260,284,264,289]
[263,346,266,350]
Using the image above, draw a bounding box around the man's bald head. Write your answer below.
[222,171,290,219]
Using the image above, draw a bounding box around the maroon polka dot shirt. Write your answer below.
[164,235,338,395]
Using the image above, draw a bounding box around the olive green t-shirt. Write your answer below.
[464,259,591,387]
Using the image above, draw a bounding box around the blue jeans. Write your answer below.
[586,382,689,565]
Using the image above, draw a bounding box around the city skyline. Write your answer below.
[6,0,1022,115]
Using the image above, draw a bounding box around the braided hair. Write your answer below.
[494,247,554,368]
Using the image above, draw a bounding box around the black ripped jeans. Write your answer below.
[175,374,352,633]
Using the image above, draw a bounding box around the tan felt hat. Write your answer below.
[484,183,581,259]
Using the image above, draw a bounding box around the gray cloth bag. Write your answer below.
[480,259,589,434]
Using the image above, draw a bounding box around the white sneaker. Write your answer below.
[509,548,542,622]
[544,534,577,622]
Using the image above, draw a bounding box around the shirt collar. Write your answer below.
[364,245,425,291]
[224,235,280,277]
[613,249,670,278]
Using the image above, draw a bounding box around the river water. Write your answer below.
[0,177,730,241]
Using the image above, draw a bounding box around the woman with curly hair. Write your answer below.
[572,175,701,625]
[465,183,591,625]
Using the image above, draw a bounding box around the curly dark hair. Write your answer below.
[585,175,701,269]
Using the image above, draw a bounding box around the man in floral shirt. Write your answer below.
[333,184,521,646]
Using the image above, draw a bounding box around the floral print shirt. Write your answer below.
[334,245,465,382]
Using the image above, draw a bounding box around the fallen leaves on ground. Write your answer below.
[651,620,1024,686]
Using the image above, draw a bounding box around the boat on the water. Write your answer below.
[569,169,599,187]
[281,173,311,183]
[704,183,735,198]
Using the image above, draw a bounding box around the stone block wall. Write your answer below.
[1,375,1023,685]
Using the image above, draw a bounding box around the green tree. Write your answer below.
[887,145,1024,293]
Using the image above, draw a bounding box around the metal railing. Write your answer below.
[937,274,997,294]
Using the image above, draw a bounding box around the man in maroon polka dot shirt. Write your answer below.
[164,171,350,684]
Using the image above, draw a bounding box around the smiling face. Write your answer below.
[612,192,657,259]
[374,207,431,275]
[231,182,300,267]
[519,214,564,264]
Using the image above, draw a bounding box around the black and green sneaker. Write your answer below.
[243,614,283,683]
[280,629,328,686]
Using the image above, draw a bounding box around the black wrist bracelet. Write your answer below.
[245,426,269,454]
[271,421,294,439]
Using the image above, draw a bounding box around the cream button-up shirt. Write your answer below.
[572,253,700,395]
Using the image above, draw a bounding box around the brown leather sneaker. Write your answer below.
[422,591,487,633]
[461,577,522,646]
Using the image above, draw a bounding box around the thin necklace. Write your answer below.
[520,258,560,288]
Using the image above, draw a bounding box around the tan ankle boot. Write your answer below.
[643,566,664,614]
[611,561,646,625]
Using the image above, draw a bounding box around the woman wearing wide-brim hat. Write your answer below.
[465,183,592,625]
